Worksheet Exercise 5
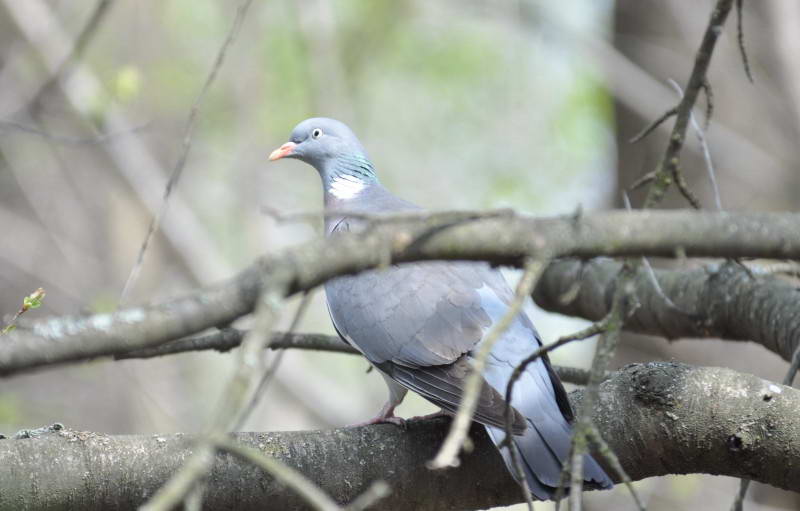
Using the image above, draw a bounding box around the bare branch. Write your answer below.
[116,327,595,387]
[115,330,359,359]
[627,170,656,192]
[4,210,800,377]
[534,258,800,363]
[4,363,800,510]
[0,120,151,145]
[240,291,314,427]
[735,0,754,83]
[628,106,677,143]
[643,0,736,208]
[672,162,703,209]
[667,79,723,211]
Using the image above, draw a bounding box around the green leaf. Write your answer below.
[23,288,46,310]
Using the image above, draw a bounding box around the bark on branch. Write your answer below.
[2,362,798,511]
[534,259,800,362]
[3,210,800,378]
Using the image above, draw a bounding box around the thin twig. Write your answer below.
[1,288,46,335]
[238,291,314,428]
[643,0,736,209]
[666,79,723,211]
[553,441,574,510]
[566,263,645,510]
[114,329,360,360]
[0,120,151,145]
[623,191,688,315]
[504,320,610,410]
[700,78,714,131]
[501,320,610,509]
[585,428,646,511]
[140,280,288,511]
[629,107,677,143]
[164,435,391,511]
[628,171,657,192]
[730,478,750,511]
[783,344,800,387]
[504,304,642,510]
[115,328,595,386]
[568,435,585,511]
[735,0,754,83]
[631,21,733,507]
[117,6,259,500]
[119,0,255,304]
[506,440,535,511]
[428,257,548,469]
[342,480,392,511]
[672,164,703,209]
[139,444,217,511]
[640,256,690,315]
[184,483,205,511]
[261,205,515,226]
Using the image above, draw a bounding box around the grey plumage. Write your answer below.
[270,117,613,499]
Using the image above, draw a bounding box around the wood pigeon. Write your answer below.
[269,118,613,499]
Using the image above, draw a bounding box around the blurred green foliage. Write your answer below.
[0,394,22,426]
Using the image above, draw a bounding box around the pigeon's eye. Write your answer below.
[311,128,323,139]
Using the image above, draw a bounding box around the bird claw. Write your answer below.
[348,414,406,429]
[349,408,449,428]
[348,403,406,429]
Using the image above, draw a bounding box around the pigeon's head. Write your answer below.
[269,117,370,173]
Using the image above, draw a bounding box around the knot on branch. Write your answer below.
[623,362,691,409]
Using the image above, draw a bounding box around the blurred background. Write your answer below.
[0,1,798,509]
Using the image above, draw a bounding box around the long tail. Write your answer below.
[483,354,613,500]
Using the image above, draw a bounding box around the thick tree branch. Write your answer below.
[534,259,800,362]
[3,210,800,377]
[2,363,798,510]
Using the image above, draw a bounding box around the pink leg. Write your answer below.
[349,372,409,428]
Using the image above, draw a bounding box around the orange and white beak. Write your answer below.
[268,142,297,161]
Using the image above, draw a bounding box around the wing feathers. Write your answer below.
[379,357,528,434]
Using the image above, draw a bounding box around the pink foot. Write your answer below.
[348,403,406,428]
[349,415,406,428]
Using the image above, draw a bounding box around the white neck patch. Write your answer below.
[328,174,366,199]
